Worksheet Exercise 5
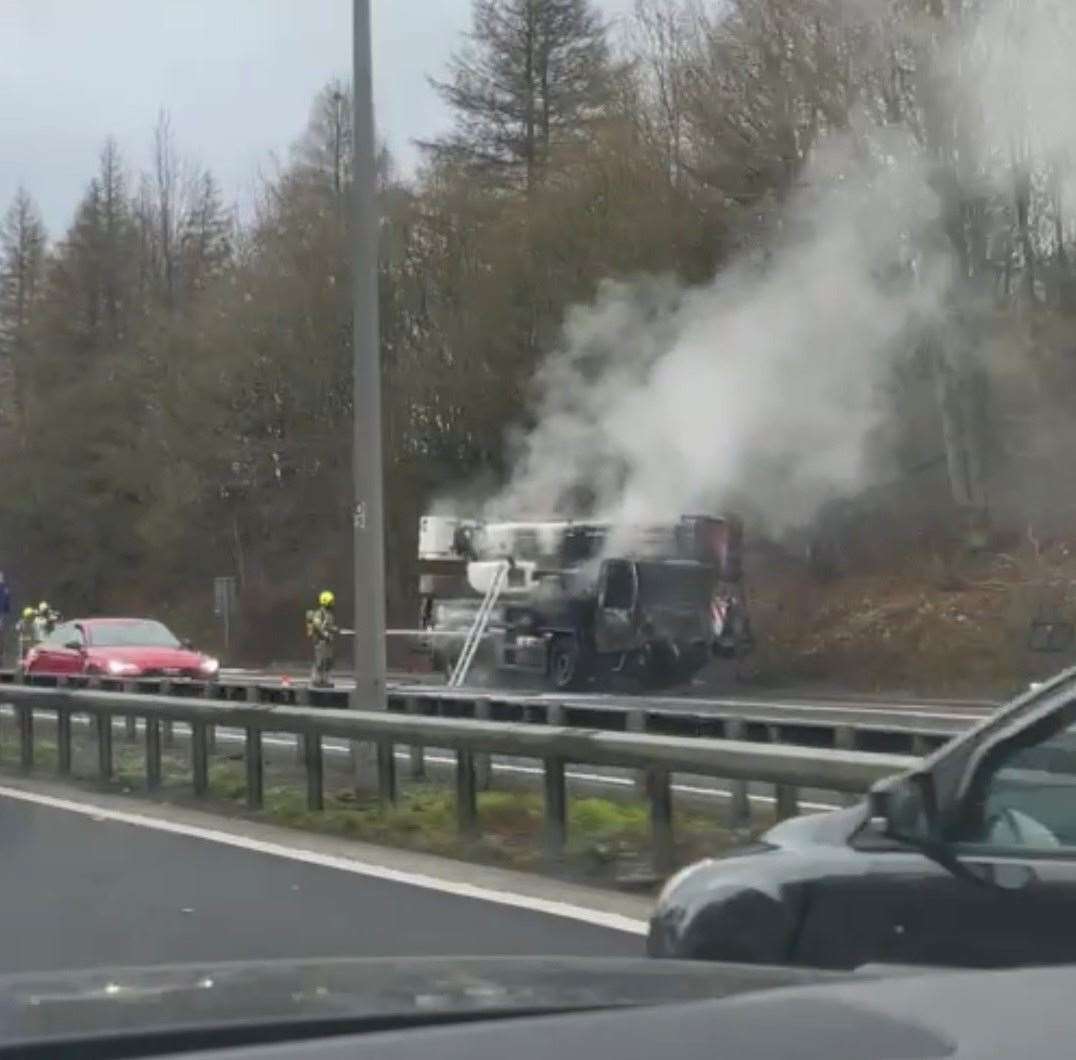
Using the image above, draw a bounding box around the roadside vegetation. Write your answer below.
[0,720,759,886]
[4,0,1076,693]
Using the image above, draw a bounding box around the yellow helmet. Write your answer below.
[319,590,335,608]
[22,607,34,619]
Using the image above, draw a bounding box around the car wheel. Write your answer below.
[550,637,589,691]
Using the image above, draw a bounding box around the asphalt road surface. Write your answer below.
[0,797,639,975]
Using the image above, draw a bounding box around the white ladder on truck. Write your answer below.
[449,560,509,688]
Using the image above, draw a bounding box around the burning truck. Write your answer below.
[417,513,753,691]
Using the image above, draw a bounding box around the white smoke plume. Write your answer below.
[490,136,943,533]
[481,0,1076,535]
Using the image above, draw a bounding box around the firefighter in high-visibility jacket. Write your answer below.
[16,607,37,665]
[307,591,338,688]
[34,601,59,641]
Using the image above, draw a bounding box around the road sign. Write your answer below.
[213,576,238,656]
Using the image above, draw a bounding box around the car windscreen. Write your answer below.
[85,621,181,648]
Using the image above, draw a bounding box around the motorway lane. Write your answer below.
[223,668,1001,713]
[0,797,640,975]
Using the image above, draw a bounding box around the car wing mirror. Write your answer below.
[870,774,1010,889]
[64,640,84,651]
[868,771,943,846]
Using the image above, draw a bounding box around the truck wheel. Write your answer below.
[549,637,588,691]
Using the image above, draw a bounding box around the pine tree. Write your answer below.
[0,187,47,421]
[429,0,613,191]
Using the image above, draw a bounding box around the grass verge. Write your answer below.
[0,726,760,889]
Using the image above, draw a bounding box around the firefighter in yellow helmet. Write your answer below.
[307,590,338,688]
[16,607,38,664]
[34,601,59,641]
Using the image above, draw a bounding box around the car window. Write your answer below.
[602,561,635,610]
[954,709,1076,852]
[85,621,181,648]
[44,622,78,647]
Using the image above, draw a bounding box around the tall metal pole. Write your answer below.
[352,0,387,711]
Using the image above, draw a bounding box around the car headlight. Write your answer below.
[107,659,141,676]
[199,657,220,676]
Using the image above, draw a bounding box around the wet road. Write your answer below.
[0,797,640,975]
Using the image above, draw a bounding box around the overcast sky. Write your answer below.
[1,0,636,236]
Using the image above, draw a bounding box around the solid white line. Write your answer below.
[0,784,647,936]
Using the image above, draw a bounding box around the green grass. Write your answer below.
[0,724,757,884]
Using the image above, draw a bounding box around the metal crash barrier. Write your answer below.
[0,670,979,757]
[0,684,913,875]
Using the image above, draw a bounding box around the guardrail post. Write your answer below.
[766,726,801,820]
[293,687,310,767]
[456,749,479,839]
[191,721,208,797]
[96,710,112,782]
[474,699,493,790]
[833,726,859,806]
[305,732,323,811]
[145,718,161,791]
[627,710,648,796]
[17,706,32,771]
[775,784,799,820]
[158,681,175,747]
[649,767,675,876]
[405,697,425,779]
[121,682,138,743]
[724,720,751,827]
[543,757,567,861]
[377,739,397,806]
[56,709,72,776]
[245,727,263,810]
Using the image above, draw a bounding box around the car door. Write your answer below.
[875,702,1076,969]
[594,559,639,653]
[32,622,84,674]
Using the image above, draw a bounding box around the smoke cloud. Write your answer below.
[490,135,943,533]
[482,0,1076,536]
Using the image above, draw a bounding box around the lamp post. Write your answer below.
[351,0,387,712]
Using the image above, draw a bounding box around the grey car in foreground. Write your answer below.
[651,666,1076,969]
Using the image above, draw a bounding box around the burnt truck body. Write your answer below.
[417,514,752,691]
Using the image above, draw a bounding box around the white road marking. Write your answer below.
[0,783,647,936]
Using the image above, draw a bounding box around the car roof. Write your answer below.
[73,618,167,627]
[74,615,161,624]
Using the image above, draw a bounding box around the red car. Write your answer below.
[24,618,220,679]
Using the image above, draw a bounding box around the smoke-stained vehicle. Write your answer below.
[418,514,752,690]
